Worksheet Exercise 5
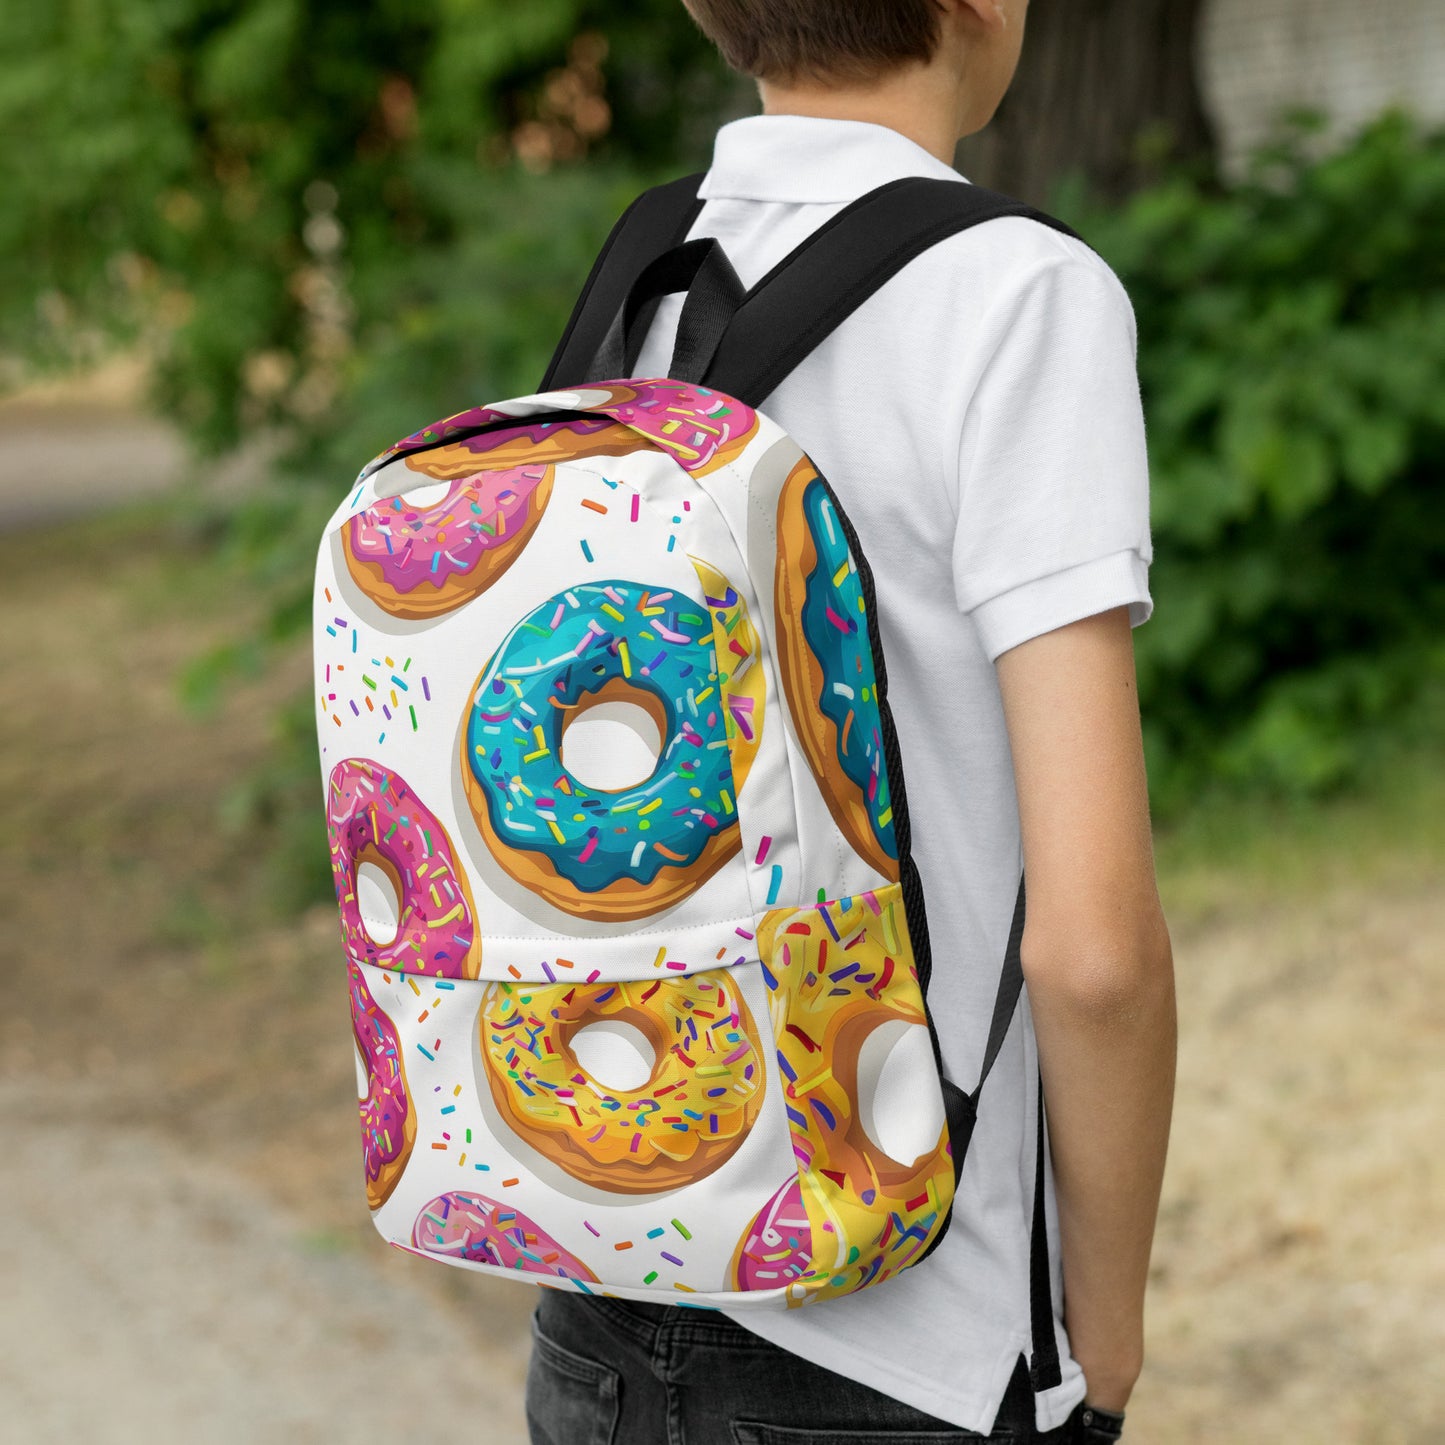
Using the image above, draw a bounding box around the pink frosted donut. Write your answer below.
[350,962,413,1211]
[326,758,480,979]
[591,380,759,474]
[342,463,554,619]
[365,412,647,479]
[411,1192,598,1285]
[732,1178,814,1293]
[413,415,652,473]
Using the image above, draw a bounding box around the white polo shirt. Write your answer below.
[635,115,1153,1435]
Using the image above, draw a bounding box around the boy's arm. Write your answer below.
[995,604,1176,1413]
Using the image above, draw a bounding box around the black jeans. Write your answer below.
[526,1290,1122,1444]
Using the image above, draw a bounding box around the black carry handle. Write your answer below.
[589,237,745,382]
[541,172,704,392]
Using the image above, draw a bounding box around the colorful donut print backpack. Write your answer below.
[314,176,1076,1322]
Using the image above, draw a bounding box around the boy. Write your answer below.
[526,2,1176,1440]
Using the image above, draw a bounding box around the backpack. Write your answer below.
[313,172,1070,1362]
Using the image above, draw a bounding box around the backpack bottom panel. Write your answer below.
[350,881,954,1307]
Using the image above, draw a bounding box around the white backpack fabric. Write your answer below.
[313,174,1069,1347]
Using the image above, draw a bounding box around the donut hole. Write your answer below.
[560,679,667,794]
[396,479,452,510]
[356,856,403,946]
[567,1019,658,1093]
[855,1020,946,1167]
[354,1042,370,1101]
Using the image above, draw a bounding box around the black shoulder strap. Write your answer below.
[938,872,1061,1392]
[982,875,1062,1391]
[703,176,1081,405]
[1031,1080,1063,1390]
[544,173,1079,403]
[935,869,1026,1160]
[974,872,1027,1104]
[541,173,705,391]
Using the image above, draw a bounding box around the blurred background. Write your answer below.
[1,1,1441,1441]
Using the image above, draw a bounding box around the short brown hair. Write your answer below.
[682,0,941,84]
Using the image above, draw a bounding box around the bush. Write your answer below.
[0,0,735,442]
[1062,111,1445,815]
[0,0,738,890]
[6,7,1440,880]
[194,105,1445,843]
[219,110,1445,869]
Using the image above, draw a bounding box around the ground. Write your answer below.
[1,403,1441,1443]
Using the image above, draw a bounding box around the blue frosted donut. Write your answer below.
[461,580,743,920]
[775,461,898,879]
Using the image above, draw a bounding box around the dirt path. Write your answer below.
[2,486,1441,1443]
[0,362,268,533]
[0,493,535,1444]
[0,408,185,531]
[1,1082,530,1445]
[1135,880,1445,1443]
[0,363,185,532]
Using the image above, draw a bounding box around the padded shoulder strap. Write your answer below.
[541,173,706,391]
[702,177,1082,406]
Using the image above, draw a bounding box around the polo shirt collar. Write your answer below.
[698,114,967,202]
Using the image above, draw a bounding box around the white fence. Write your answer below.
[1200,0,1445,168]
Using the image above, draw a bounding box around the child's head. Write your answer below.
[682,0,1027,141]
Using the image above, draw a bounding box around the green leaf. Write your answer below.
[1337,412,1410,494]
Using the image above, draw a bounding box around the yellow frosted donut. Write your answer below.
[478,972,766,1195]
[748,888,954,1302]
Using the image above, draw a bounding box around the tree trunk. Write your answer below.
[955,0,1217,205]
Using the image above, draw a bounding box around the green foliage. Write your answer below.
[1060,111,1445,815]
[0,0,741,881]
[0,0,738,445]
[5,5,1441,886]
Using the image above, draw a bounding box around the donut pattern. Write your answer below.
[318,378,960,1308]
[774,458,899,881]
[581,381,759,475]
[400,416,648,475]
[732,1176,813,1293]
[478,972,766,1194]
[350,962,415,1211]
[461,580,742,921]
[750,885,953,1302]
[327,758,480,979]
[412,1192,598,1285]
[694,558,766,797]
[363,411,646,480]
[342,464,554,620]
[359,382,753,481]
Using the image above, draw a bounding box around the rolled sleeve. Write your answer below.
[968,547,1152,662]
[951,252,1154,662]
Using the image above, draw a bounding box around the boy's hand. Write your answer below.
[995,605,1176,1420]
